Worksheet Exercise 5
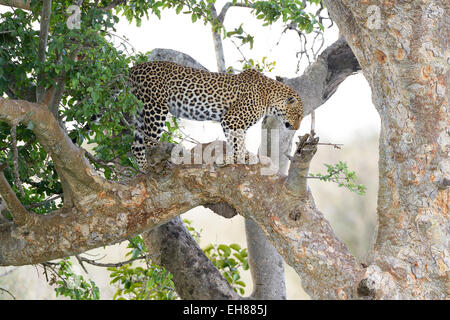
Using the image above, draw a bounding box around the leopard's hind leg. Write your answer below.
[132,101,169,171]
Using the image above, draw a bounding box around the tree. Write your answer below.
[0,0,447,300]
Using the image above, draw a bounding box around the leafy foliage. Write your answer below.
[105,220,250,299]
[108,263,177,300]
[47,221,250,300]
[53,258,100,300]
[160,116,183,144]
[203,242,249,295]
[0,1,149,212]
[107,235,177,300]
[311,161,366,195]
[185,219,249,295]
[241,56,276,73]
[114,0,325,47]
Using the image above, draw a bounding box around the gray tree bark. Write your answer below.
[322,0,448,299]
[144,216,240,300]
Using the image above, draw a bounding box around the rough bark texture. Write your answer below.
[0,0,31,10]
[245,219,286,299]
[323,0,449,299]
[143,217,240,300]
[277,37,361,117]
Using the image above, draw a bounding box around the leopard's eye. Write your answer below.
[285,97,297,104]
[285,122,292,129]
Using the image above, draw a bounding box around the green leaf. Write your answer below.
[218,244,231,257]
[229,243,241,251]
[175,4,183,14]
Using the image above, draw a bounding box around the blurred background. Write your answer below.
[0,2,380,299]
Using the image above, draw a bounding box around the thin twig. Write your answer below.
[317,142,343,149]
[230,39,251,66]
[104,31,136,54]
[0,287,15,299]
[75,255,89,274]
[39,262,68,286]
[77,253,157,268]
[172,127,202,145]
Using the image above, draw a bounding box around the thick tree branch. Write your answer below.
[277,37,360,116]
[0,95,364,298]
[0,164,32,226]
[0,147,364,298]
[0,0,31,10]
[0,98,111,201]
[286,133,319,194]
[146,49,288,300]
[0,40,364,298]
[143,217,241,300]
[142,45,363,299]
[245,219,286,299]
[323,0,449,299]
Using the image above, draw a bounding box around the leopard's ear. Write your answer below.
[285,97,298,104]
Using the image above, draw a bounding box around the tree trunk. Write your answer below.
[324,0,449,299]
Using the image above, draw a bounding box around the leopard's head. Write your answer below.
[270,94,303,130]
[283,96,303,130]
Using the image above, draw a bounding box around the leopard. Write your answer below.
[128,60,303,171]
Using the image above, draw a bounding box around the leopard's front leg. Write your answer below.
[221,107,259,164]
[222,127,248,163]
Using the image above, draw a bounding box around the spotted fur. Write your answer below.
[129,61,303,170]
